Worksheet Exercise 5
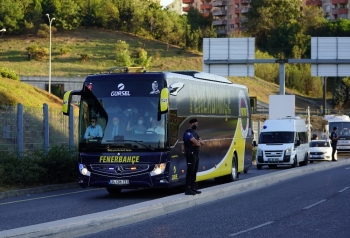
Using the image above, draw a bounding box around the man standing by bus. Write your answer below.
[331,126,338,161]
[183,118,205,195]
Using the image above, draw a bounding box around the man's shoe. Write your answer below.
[185,189,196,195]
[192,189,201,194]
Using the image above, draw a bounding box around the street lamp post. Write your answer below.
[46,14,55,94]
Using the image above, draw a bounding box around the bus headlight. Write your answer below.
[285,148,292,156]
[150,163,166,176]
[79,163,91,176]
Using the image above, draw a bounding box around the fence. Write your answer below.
[254,107,349,117]
[0,104,78,154]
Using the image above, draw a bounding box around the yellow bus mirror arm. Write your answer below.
[160,88,169,113]
[62,90,82,116]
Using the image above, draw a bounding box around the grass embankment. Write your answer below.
[0,76,62,107]
[0,28,326,127]
[0,28,202,77]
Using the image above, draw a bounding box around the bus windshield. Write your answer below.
[79,78,167,150]
[329,122,350,137]
[259,132,295,144]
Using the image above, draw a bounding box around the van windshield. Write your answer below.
[259,132,295,144]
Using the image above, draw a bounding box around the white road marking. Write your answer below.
[0,188,99,206]
[303,199,327,210]
[339,187,349,193]
[229,221,274,236]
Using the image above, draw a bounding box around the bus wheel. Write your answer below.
[257,165,262,170]
[107,188,122,195]
[223,154,238,183]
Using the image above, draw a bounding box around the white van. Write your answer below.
[255,116,309,169]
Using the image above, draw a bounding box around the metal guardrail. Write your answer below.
[253,107,349,117]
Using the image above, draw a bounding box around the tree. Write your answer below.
[244,0,304,57]
[0,0,25,32]
[115,40,133,66]
[56,0,82,30]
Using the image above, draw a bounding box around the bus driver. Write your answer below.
[84,117,103,140]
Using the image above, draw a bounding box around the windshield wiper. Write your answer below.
[106,140,155,151]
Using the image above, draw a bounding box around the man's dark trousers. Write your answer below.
[185,150,199,189]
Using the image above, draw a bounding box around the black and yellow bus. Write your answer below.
[62,68,253,194]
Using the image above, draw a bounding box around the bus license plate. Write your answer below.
[110,180,129,185]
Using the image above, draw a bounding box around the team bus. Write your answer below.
[62,67,253,194]
[322,115,350,153]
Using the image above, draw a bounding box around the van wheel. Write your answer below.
[106,188,122,195]
[223,154,238,183]
[291,157,297,168]
[299,153,309,166]
[257,165,262,170]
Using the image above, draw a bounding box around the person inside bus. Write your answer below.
[123,101,138,118]
[84,117,103,140]
[105,101,122,114]
[126,116,147,134]
[146,118,165,135]
[105,115,126,138]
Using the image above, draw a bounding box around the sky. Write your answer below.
[160,0,173,7]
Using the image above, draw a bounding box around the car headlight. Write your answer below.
[79,163,91,176]
[257,149,262,156]
[285,148,292,156]
[150,163,166,176]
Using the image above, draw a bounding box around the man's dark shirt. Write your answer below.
[331,131,338,146]
[183,129,200,152]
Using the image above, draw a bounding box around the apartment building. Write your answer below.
[182,0,251,36]
[306,0,349,20]
[181,0,350,37]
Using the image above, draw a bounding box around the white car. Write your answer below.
[309,139,336,163]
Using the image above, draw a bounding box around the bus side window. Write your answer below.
[169,110,179,147]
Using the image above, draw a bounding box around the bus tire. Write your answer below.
[106,188,122,195]
[223,154,238,183]
[257,165,262,170]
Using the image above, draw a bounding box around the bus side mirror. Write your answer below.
[62,90,82,116]
[160,88,169,114]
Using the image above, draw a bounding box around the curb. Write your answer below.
[0,183,79,199]
[1,159,349,238]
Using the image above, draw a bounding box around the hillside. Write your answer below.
[0,76,63,108]
[0,28,203,77]
[0,28,328,129]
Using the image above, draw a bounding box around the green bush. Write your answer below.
[79,54,91,62]
[0,145,78,190]
[0,67,20,81]
[26,44,49,61]
[60,46,71,55]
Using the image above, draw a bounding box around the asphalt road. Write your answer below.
[0,163,279,231]
[0,156,349,237]
[79,162,350,238]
